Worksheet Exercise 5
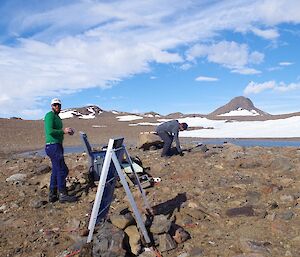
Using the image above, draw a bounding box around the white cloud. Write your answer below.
[244,81,276,94]
[251,27,279,40]
[279,62,293,66]
[179,63,192,70]
[195,76,219,82]
[150,76,157,79]
[0,0,300,117]
[255,0,300,25]
[231,68,261,75]
[268,66,282,71]
[275,82,300,92]
[187,41,264,74]
[111,96,124,100]
[249,51,265,64]
[244,80,300,94]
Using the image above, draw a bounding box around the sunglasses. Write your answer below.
[52,103,61,107]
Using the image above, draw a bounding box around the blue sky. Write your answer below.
[0,0,300,119]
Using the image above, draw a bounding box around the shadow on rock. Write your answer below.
[152,192,187,218]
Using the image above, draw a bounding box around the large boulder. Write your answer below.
[124,225,142,255]
[110,212,135,230]
[6,173,27,183]
[138,132,163,151]
[92,221,126,256]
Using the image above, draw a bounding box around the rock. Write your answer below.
[268,201,279,210]
[0,204,7,212]
[181,216,194,227]
[261,184,282,194]
[110,212,135,230]
[78,243,93,257]
[189,247,204,256]
[69,236,87,253]
[239,238,271,254]
[238,160,261,169]
[214,164,224,170]
[38,173,51,189]
[150,214,172,234]
[19,190,26,197]
[270,157,292,172]
[190,144,208,153]
[188,202,199,209]
[265,212,276,221]
[245,191,261,205]
[278,211,294,220]
[92,221,126,256]
[291,236,300,247]
[173,227,190,244]
[226,206,255,217]
[57,250,70,257]
[279,194,294,203]
[10,202,19,209]
[280,178,294,187]
[34,164,51,175]
[6,173,27,183]
[67,218,81,230]
[139,249,158,257]
[124,225,141,255]
[138,132,163,150]
[186,209,206,220]
[177,253,189,257]
[30,199,47,209]
[158,233,177,252]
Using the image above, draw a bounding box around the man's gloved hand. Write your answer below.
[179,151,184,156]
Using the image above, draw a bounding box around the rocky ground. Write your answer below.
[1,139,300,257]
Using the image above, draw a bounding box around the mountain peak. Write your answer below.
[210,96,269,117]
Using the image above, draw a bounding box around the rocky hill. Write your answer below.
[209,96,270,117]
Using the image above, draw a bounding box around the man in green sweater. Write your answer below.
[44,98,77,203]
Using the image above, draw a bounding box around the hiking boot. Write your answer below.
[49,188,58,203]
[59,189,78,203]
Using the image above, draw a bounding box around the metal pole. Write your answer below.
[87,138,114,243]
[124,148,152,211]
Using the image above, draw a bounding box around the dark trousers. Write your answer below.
[45,143,69,191]
[157,132,174,157]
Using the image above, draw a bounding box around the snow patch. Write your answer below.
[218,108,259,116]
[59,110,79,119]
[92,125,107,128]
[178,116,300,138]
[128,116,300,138]
[145,114,154,118]
[129,122,161,126]
[116,115,143,121]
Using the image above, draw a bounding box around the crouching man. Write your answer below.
[156,120,188,158]
[44,98,77,203]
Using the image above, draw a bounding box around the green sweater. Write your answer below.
[44,111,64,144]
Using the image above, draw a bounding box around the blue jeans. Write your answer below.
[45,143,69,191]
